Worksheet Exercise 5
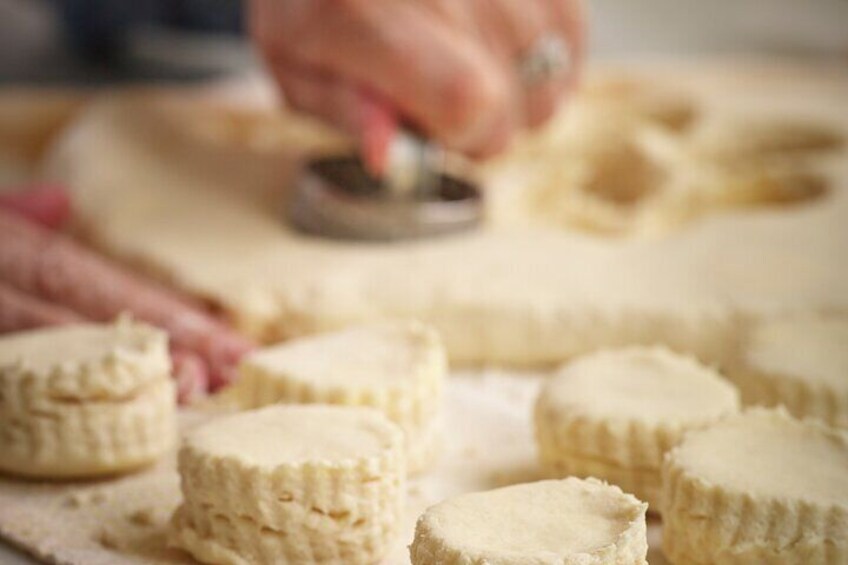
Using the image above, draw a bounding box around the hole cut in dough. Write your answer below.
[489,103,837,236]
[582,139,665,207]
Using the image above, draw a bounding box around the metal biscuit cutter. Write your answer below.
[289,130,483,241]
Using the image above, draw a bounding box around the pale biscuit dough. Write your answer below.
[168,405,405,565]
[487,96,840,237]
[48,62,848,369]
[661,408,848,564]
[0,319,176,478]
[227,321,446,472]
[728,315,848,428]
[535,347,739,508]
[409,477,648,565]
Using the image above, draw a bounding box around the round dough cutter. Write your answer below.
[289,131,483,241]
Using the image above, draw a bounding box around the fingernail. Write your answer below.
[0,185,71,230]
[357,89,398,177]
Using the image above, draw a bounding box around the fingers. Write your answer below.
[267,60,367,136]
[0,209,255,383]
[481,0,584,127]
[0,277,211,405]
[358,92,398,177]
[203,331,255,390]
[266,60,398,176]
[548,0,587,88]
[0,197,248,403]
[0,185,71,229]
[0,281,82,333]
[252,0,515,157]
[485,0,566,128]
[171,349,210,404]
[250,0,586,156]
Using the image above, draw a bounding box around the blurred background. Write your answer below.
[1,0,847,85]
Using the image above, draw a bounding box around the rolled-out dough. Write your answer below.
[46,60,848,366]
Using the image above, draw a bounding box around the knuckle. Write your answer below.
[250,18,279,56]
[473,131,512,159]
[439,66,509,141]
[324,0,371,26]
[333,0,367,10]
[527,86,561,127]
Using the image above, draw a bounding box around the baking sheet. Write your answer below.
[0,370,666,564]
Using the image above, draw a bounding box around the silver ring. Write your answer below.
[518,35,569,86]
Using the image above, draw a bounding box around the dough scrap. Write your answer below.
[534,347,739,508]
[661,408,848,564]
[0,319,176,478]
[409,477,648,565]
[226,321,446,472]
[168,405,405,565]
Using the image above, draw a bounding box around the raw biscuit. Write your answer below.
[0,319,176,478]
[409,478,648,565]
[228,321,445,472]
[534,347,739,508]
[661,408,848,564]
[168,405,405,565]
[728,316,848,428]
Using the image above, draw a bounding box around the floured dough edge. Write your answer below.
[661,409,848,564]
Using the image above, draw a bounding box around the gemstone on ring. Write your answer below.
[519,35,569,86]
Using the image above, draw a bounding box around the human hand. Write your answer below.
[249,0,585,160]
[0,186,255,403]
